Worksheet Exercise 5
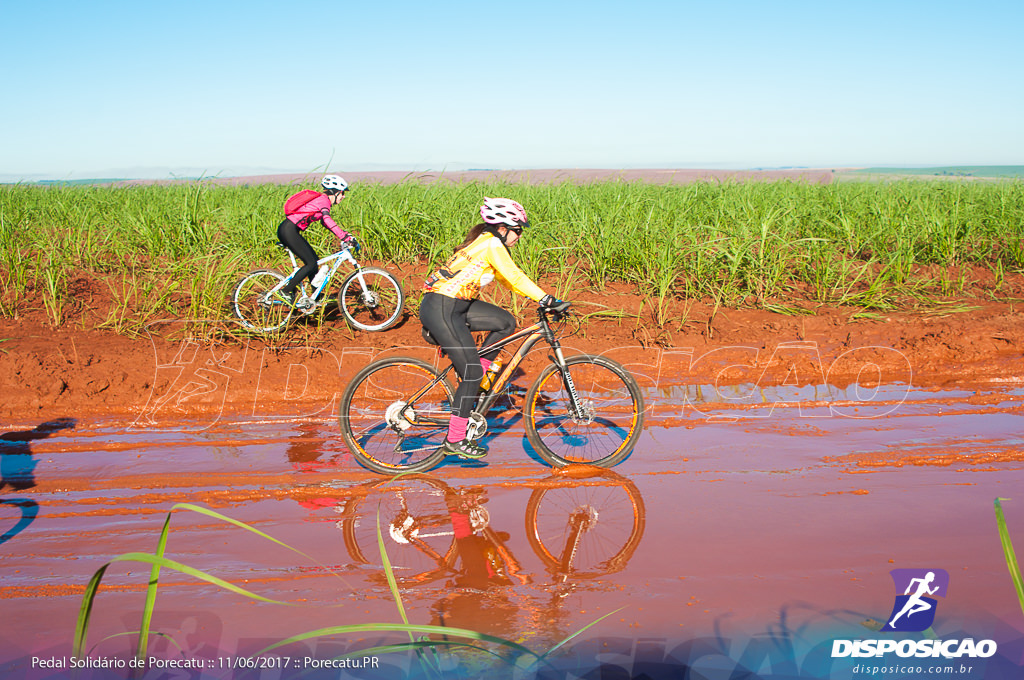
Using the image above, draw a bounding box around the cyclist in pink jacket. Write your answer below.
[277,175,357,306]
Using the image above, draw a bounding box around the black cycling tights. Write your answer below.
[277,219,319,294]
[419,292,516,419]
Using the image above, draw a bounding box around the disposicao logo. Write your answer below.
[881,568,949,632]
[831,568,998,659]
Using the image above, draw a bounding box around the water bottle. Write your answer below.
[479,359,503,392]
[311,265,329,289]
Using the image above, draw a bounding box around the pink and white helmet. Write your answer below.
[480,197,528,228]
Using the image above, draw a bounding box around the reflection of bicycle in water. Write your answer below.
[335,468,645,588]
[330,468,645,642]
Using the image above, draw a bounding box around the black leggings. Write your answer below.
[277,219,319,294]
[419,292,516,418]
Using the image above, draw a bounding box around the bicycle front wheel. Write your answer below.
[231,269,294,333]
[338,357,453,474]
[338,268,405,332]
[525,469,646,579]
[525,355,644,468]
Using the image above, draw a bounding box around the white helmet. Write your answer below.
[480,197,528,228]
[321,175,349,194]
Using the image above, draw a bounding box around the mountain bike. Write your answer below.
[231,241,404,333]
[333,470,645,588]
[337,306,645,474]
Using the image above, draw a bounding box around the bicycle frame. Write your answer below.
[403,309,586,428]
[271,243,370,303]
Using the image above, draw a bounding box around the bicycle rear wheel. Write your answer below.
[338,357,453,474]
[231,269,294,333]
[524,355,644,468]
[339,476,459,586]
[338,268,405,331]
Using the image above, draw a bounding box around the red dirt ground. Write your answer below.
[2,261,1022,424]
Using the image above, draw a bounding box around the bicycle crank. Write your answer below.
[466,412,487,440]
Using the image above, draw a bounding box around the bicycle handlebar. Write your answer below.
[538,302,574,323]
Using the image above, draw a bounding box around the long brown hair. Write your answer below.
[452,223,504,254]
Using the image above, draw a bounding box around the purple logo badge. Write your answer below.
[881,568,949,632]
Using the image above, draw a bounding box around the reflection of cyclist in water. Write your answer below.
[445,487,515,589]
[889,571,939,627]
[1,419,76,491]
[430,487,521,639]
[329,471,645,643]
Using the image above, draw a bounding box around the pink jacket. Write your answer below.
[285,193,349,240]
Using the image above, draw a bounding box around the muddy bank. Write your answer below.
[2,275,1021,424]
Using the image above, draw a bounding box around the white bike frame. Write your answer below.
[269,245,369,303]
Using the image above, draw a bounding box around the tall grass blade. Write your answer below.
[170,502,352,587]
[74,552,303,658]
[994,498,1024,616]
[377,507,412,630]
[74,565,111,657]
[137,512,173,661]
[73,503,354,659]
[256,623,541,660]
[541,608,625,659]
[375,485,445,677]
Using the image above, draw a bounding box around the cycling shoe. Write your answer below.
[438,438,488,459]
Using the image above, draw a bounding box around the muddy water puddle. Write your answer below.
[2,381,1024,678]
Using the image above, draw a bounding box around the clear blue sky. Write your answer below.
[3,0,1022,180]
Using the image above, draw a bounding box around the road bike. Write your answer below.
[337,307,645,474]
[231,241,404,333]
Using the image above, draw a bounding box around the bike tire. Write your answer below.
[338,476,460,586]
[338,356,453,474]
[524,354,644,468]
[338,268,405,332]
[525,469,646,579]
[231,268,294,333]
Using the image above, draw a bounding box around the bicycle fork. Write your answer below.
[550,346,589,422]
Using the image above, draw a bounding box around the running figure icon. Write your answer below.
[888,571,939,628]
[881,568,949,632]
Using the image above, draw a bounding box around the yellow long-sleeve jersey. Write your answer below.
[424,233,546,302]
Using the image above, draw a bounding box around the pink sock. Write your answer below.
[447,416,468,442]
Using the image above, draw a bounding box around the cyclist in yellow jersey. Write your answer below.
[420,198,571,459]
